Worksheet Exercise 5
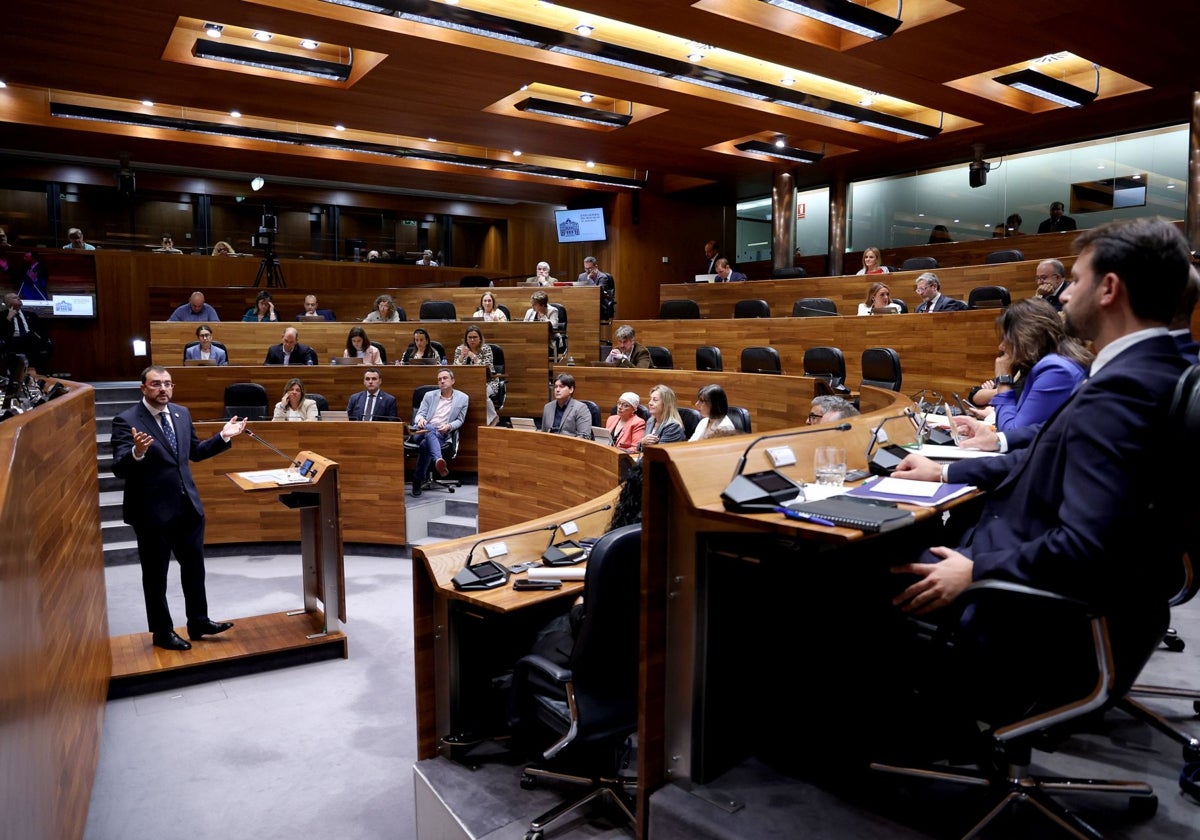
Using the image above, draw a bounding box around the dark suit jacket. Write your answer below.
[1037,215,1077,234]
[0,307,46,351]
[1172,330,1199,364]
[347,388,399,421]
[915,294,969,313]
[110,402,231,528]
[264,342,317,365]
[1038,283,1067,312]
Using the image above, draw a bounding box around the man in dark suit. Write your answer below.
[913,272,968,312]
[714,258,747,282]
[263,326,317,366]
[346,367,399,421]
[296,294,335,321]
[1033,259,1068,311]
[1036,201,1077,234]
[1,292,50,372]
[702,240,722,274]
[110,365,248,650]
[892,217,1193,720]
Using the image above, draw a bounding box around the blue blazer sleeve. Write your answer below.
[991,355,1085,431]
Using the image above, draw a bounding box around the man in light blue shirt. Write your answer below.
[63,227,97,250]
[168,291,220,322]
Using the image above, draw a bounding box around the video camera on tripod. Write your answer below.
[252,214,286,288]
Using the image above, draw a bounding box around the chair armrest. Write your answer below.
[515,653,573,686]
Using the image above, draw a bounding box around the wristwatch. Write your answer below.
[995,375,1014,386]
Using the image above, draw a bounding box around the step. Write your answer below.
[102,520,135,544]
[426,514,478,540]
[99,491,124,521]
[99,472,122,492]
[96,416,113,436]
[445,498,479,518]
[103,541,140,566]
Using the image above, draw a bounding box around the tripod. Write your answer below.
[254,248,286,288]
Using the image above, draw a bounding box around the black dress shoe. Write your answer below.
[187,619,234,640]
[411,481,422,497]
[152,631,192,651]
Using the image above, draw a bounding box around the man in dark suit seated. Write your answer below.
[1,292,50,372]
[346,367,399,421]
[296,294,335,321]
[891,217,1193,722]
[1036,200,1077,234]
[1033,259,1068,311]
[913,272,968,313]
[541,373,593,438]
[263,327,316,366]
[714,258,747,282]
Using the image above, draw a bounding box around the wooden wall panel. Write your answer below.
[150,321,551,420]
[158,365,488,472]
[0,381,107,840]
[189,421,408,545]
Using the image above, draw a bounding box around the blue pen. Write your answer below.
[774,506,836,527]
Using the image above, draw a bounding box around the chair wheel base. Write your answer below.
[1128,794,1158,819]
[524,831,543,840]
[521,774,537,790]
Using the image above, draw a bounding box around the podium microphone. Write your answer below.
[244,428,308,474]
[453,523,557,591]
[542,504,613,566]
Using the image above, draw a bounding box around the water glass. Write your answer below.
[814,447,847,487]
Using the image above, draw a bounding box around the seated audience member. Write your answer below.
[528,261,553,285]
[639,384,687,450]
[1170,268,1200,363]
[410,368,468,496]
[1005,212,1024,236]
[856,246,891,275]
[690,384,738,441]
[604,324,653,367]
[243,290,278,322]
[576,256,609,286]
[297,294,335,321]
[857,282,897,316]
[153,234,182,254]
[211,240,235,256]
[808,395,858,425]
[416,249,438,266]
[183,325,227,365]
[928,225,953,244]
[1033,259,1068,311]
[473,291,508,322]
[714,258,747,282]
[914,272,968,313]
[169,291,219,322]
[541,373,592,438]
[366,250,380,262]
[1,293,49,372]
[887,217,1193,726]
[400,328,442,365]
[523,290,559,327]
[364,293,402,323]
[1036,201,1077,234]
[63,227,96,250]
[346,367,398,421]
[344,326,383,365]
[264,327,316,366]
[606,391,646,453]
[273,378,319,421]
[453,325,500,425]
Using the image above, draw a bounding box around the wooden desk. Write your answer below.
[161,365,486,473]
[412,489,622,760]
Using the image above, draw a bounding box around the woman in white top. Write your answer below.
[472,291,508,322]
[523,290,559,327]
[363,293,402,323]
[273,378,319,421]
[689,384,737,441]
[344,326,384,365]
[855,246,892,276]
[857,281,895,316]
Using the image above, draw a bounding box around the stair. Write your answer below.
[408,493,479,546]
[94,382,141,565]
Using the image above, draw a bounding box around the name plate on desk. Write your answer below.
[484,542,509,559]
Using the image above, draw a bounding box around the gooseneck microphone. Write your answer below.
[454,523,558,591]
[244,428,304,471]
[721,423,852,512]
[542,504,613,565]
[730,423,852,481]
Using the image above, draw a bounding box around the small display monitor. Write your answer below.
[554,208,606,243]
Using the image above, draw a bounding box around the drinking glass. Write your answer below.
[814,447,847,486]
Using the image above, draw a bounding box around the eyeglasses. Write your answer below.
[145,381,174,390]
[807,412,823,423]
[1035,274,1057,281]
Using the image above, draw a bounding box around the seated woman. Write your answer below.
[605,391,646,454]
[453,325,500,425]
[857,281,898,316]
[211,240,235,256]
[363,293,402,323]
[242,290,278,322]
[689,384,737,441]
[273,377,319,421]
[399,327,442,364]
[344,326,383,365]
[855,246,892,276]
[640,384,687,450]
[986,297,1091,432]
[524,289,564,358]
[472,291,508,322]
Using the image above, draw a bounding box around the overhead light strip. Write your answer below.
[759,0,902,41]
[735,140,823,163]
[992,68,1098,108]
[191,39,352,82]
[514,97,632,127]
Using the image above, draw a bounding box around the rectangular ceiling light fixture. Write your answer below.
[735,140,823,164]
[514,97,633,128]
[192,39,352,82]
[992,68,1098,108]
[760,0,903,40]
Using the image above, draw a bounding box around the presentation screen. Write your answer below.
[554,208,606,243]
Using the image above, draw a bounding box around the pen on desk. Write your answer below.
[774,506,836,527]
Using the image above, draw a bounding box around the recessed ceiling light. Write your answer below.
[141,99,154,107]
[230,110,242,118]
[204,23,223,38]
[0,81,8,89]
[917,212,925,217]
[780,77,795,86]
[512,150,522,156]
[334,124,346,131]
[773,135,786,148]
[253,31,273,42]
[575,24,594,36]
[250,177,265,191]
[299,39,319,50]
[687,52,704,62]
[427,137,437,142]
[586,161,595,168]
[579,93,594,103]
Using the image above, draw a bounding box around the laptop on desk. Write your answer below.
[405,357,442,365]
[331,357,362,365]
[510,417,538,430]
[183,358,216,366]
[694,273,718,284]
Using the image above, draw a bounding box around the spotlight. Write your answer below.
[299,39,319,50]
[204,23,223,38]
[251,177,265,191]
[575,24,594,36]
[579,93,594,103]
[252,31,273,42]
[774,135,786,148]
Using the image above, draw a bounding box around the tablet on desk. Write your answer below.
[510,417,538,430]
[591,426,614,445]
[183,359,216,366]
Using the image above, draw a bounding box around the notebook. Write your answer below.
[785,496,915,533]
[846,476,975,508]
[405,357,441,365]
[591,426,614,445]
[510,417,538,430]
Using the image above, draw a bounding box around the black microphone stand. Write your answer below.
[244,428,307,474]
[454,522,557,591]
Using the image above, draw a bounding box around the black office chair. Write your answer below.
[733,299,771,318]
[580,399,601,430]
[803,346,847,390]
[487,343,507,414]
[740,346,782,375]
[459,275,492,287]
[726,405,752,433]
[498,304,512,321]
[598,274,616,322]
[182,339,228,363]
[900,256,938,271]
[419,300,457,321]
[772,266,807,279]
[892,298,909,313]
[370,340,388,364]
[985,248,1025,264]
[308,393,328,417]
[659,299,701,319]
[647,346,673,369]
[695,345,723,372]
[511,524,642,840]
[394,306,408,322]
[401,341,447,364]
[792,298,838,317]
[222,382,269,420]
[969,285,1012,309]
[403,385,461,492]
[550,303,568,362]
[678,407,702,439]
[860,348,903,392]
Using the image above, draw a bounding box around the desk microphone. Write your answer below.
[244,428,308,473]
[722,424,851,512]
[865,410,920,476]
[542,504,613,565]
[453,523,557,591]
[792,304,841,317]
[730,423,851,481]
